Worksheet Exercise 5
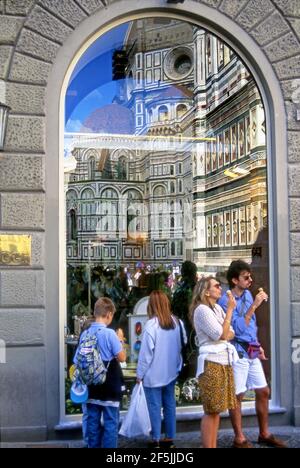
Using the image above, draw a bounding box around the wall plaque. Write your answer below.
[0,235,31,266]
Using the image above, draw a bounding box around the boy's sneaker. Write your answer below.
[148,440,160,449]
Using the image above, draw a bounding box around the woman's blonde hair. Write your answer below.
[189,276,216,325]
[147,290,175,330]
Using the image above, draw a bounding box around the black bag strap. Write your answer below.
[234,338,250,353]
[178,320,184,347]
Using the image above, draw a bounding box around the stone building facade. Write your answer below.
[0,0,300,441]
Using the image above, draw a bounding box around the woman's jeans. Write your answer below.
[144,380,177,442]
[86,403,119,448]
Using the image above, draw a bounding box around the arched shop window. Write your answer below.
[64,17,270,415]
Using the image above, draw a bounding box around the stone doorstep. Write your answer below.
[0,443,71,449]
[2,426,300,448]
[25,444,70,449]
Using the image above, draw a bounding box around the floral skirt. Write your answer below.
[198,361,237,414]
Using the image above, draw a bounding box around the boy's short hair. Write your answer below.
[227,260,251,289]
[94,297,116,318]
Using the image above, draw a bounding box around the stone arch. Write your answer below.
[0,0,295,434]
[100,187,119,199]
[80,187,94,199]
[66,188,78,201]
[110,148,134,161]
[176,103,188,119]
[158,104,169,121]
[81,148,99,162]
[153,184,167,197]
[122,187,143,201]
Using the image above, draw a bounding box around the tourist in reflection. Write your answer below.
[136,290,186,449]
[133,267,142,286]
[172,261,197,325]
[172,261,197,373]
[114,266,129,296]
[219,260,287,448]
[190,277,238,448]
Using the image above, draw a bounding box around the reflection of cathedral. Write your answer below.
[66,19,267,271]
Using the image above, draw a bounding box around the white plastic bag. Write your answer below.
[119,383,151,438]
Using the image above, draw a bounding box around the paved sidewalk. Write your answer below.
[1,426,300,448]
[119,426,300,448]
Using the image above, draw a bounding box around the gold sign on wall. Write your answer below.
[0,235,31,266]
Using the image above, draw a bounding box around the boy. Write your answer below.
[76,298,126,448]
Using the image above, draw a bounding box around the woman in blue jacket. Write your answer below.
[137,290,186,449]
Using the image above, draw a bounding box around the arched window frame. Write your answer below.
[54,4,290,425]
[67,209,77,242]
[88,157,95,180]
[176,104,187,119]
[100,188,119,235]
[153,185,166,197]
[158,105,169,122]
[171,242,176,256]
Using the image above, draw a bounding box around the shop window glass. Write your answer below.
[64,17,270,414]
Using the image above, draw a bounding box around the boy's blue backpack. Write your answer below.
[74,328,109,386]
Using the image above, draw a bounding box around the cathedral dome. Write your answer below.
[82,103,135,134]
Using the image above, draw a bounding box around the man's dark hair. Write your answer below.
[181,261,197,284]
[227,260,251,289]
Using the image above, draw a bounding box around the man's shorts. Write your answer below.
[233,358,268,395]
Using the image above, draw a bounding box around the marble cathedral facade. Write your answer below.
[65,19,267,273]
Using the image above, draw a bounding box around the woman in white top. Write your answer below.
[190,276,238,448]
[137,290,186,449]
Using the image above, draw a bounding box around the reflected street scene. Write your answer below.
[64,18,269,413]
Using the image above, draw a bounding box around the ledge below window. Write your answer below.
[55,405,287,432]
